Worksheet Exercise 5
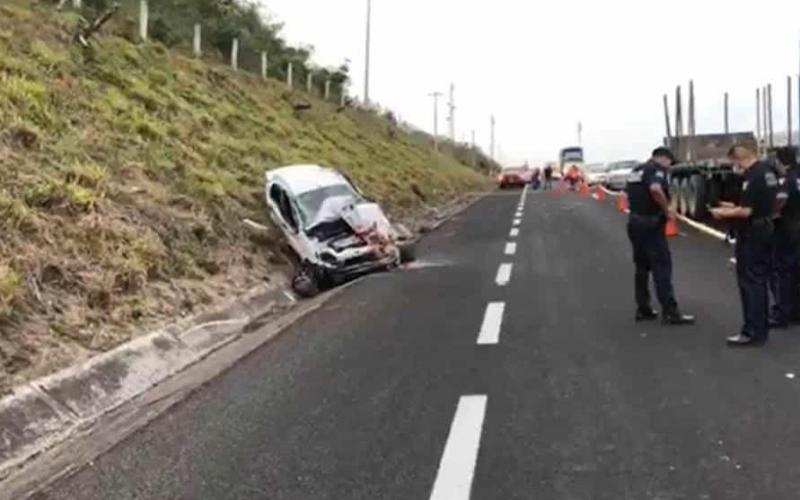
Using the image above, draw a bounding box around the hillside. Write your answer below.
[0,1,493,392]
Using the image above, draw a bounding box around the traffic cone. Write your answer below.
[594,185,606,201]
[615,193,628,212]
[665,218,678,237]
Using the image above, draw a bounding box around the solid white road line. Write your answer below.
[509,228,520,237]
[429,395,488,500]
[477,302,505,345]
[495,263,513,286]
[504,242,517,255]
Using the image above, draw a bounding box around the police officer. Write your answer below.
[711,145,779,347]
[626,147,695,325]
[769,146,800,327]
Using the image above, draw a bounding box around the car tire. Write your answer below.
[689,175,707,220]
[399,241,417,263]
[669,177,681,212]
[292,262,328,298]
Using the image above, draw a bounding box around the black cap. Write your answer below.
[652,147,677,165]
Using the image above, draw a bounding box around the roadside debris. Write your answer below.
[265,165,417,298]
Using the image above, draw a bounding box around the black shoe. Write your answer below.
[726,334,768,347]
[662,311,696,325]
[769,319,789,329]
[635,308,659,322]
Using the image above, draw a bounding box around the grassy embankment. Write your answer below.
[0,1,493,392]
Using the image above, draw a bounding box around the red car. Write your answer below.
[497,167,529,189]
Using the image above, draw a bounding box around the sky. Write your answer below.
[259,0,800,165]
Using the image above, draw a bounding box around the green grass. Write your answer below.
[0,1,494,390]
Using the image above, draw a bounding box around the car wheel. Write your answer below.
[399,241,417,263]
[669,177,681,212]
[292,262,327,298]
[689,175,707,220]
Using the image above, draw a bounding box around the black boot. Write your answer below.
[662,309,695,325]
[635,308,659,322]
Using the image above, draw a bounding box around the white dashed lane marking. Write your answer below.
[510,228,519,238]
[477,302,505,345]
[504,242,517,255]
[429,395,488,500]
[495,263,513,286]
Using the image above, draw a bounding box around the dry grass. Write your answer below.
[0,1,493,393]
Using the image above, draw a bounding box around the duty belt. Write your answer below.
[629,213,664,223]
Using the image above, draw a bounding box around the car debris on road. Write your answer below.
[265,165,416,297]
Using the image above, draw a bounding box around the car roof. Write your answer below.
[267,164,350,196]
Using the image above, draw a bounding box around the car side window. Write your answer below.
[269,184,299,233]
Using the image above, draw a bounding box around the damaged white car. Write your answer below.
[265,165,416,296]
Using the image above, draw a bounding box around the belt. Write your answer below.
[629,213,663,223]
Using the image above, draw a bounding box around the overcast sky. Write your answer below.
[260,0,800,165]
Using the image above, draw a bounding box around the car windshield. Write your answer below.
[296,183,362,227]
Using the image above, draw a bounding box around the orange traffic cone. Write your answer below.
[665,218,678,237]
[616,193,628,212]
[594,185,606,201]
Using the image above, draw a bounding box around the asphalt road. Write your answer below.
[38,188,800,500]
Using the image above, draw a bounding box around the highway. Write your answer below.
[38,187,800,500]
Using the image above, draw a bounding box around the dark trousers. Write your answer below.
[770,222,800,323]
[627,217,678,313]
[736,229,772,340]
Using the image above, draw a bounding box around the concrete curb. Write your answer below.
[0,279,293,481]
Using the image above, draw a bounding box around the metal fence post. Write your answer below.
[261,51,268,80]
[193,23,202,58]
[287,62,293,87]
[139,0,148,42]
[306,73,313,93]
[324,80,331,101]
[231,38,239,71]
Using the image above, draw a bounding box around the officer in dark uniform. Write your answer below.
[711,145,779,347]
[625,147,695,325]
[769,146,800,327]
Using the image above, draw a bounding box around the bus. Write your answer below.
[559,147,585,177]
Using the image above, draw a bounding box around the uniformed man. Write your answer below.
[711,145,779,347]
[625,147,695,325]
[768,146,800,328]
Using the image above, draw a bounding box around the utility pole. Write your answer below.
[757,87,762,154]
[688,80,696,161]
[363,0,372,105]
[663,94,672,144]
[675,85,683,162]
[767,83,775,148]
[447,83,455,142]
[788,75,793,146]
[429,91,443,151]
[724,92,730,134]
[490,114,496,161]
[763,85,769,151]
[471,130,477,168]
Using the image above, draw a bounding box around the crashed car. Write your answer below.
[265,164,416,296]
